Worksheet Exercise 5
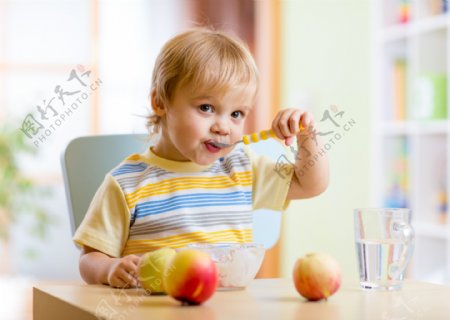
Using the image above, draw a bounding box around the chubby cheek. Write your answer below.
[169,121,206,154]
[186,125,207,146]
[167,114,197,139]
[231,130,243,144]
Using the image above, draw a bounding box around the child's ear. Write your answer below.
[151,89,166,116]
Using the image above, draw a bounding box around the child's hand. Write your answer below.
[272,108,315,146]
[107,254,141,288]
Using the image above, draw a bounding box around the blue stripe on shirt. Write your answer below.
[112,163,148,176]
[135,191,252,217]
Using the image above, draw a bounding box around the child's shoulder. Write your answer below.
[109,152,154,178]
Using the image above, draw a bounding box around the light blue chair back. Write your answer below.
[61,134,287,249]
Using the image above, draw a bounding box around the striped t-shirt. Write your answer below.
[73,146,293,257]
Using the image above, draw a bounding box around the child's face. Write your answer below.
[154,83,254,165]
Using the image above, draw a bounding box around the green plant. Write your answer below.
[0,122,52,243]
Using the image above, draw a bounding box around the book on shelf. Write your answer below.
[396,0,448,24]
[392,59,407,121]
[436,188,448,225]
[411,73,447,120]
[384,138,409,208]
[425,0,448,15]
[396,0,410,24]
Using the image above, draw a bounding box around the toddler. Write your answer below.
[74,28,329,288]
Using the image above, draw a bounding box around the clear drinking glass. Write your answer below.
[354,208,415,290]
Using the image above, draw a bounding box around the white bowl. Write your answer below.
[186,243,265,290]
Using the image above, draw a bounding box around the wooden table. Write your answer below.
[34,278,450,320]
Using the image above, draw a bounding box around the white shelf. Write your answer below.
[414,221,450,239]
[381,14,449,43]
[378,120,449,136]
[373,1,450,286]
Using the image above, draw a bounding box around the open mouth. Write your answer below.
[209,140,232,148]
[204,140,222,153]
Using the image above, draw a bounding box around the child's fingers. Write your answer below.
[109,257,140,288]
[289,110,303,135]
[277,109,297,137]
[127,254,141,268]
[124,261,139,287]
[109,273,129,288]
[118,268,138,288]
[278,111,292,137]
[285,136,295,146]
[300,112,315,129]
[272,109,314,141]
[271,110,285,140]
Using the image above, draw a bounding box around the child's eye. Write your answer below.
[231,111,244,119]
[199,104,213,113]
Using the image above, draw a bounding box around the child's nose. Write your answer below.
[211,120,230,135]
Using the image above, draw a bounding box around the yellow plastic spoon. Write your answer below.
[211,124,305,148]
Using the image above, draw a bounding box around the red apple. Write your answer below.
[292,253,341,301]
[164,249,218,305]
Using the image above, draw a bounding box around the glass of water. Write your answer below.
[354,208,415,290]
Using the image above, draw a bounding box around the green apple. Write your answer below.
[139,247,176,294]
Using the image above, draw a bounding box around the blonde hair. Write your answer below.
[147,28,259,135]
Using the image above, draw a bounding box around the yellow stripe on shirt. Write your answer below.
[126,154,143,161]
[125,172,252,208]
[122,229,253,255]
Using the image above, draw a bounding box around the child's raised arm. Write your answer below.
[271,108,329,200]
[79,246,141,288]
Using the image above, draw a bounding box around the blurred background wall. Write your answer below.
[1,0,186,280]
[280,0,370,281]
[0,0,375,282]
